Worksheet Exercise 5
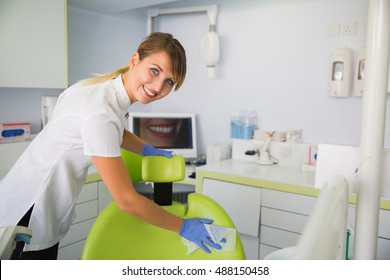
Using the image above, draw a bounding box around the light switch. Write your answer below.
[327,22,340,36]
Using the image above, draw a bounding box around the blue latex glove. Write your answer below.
[179,218,222,253]
[142,144,173,158]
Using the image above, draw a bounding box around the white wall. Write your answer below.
[2,0,390,156]
[141,0,386,155]
[67,6,144,85]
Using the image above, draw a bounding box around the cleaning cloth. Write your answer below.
[182,224,236,255]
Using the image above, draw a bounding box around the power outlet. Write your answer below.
[343,21,357,35]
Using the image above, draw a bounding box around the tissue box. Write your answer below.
[0,123,31,143]
[207,143,231,164]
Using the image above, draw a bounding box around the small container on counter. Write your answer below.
[0,123,31,143]
[230,110,258,139]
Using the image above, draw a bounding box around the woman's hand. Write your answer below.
[142,144,173,158]
[179,218,222,253]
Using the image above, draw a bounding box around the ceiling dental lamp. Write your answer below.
[147,4,220,78]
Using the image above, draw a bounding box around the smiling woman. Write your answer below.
[0,32,220,260]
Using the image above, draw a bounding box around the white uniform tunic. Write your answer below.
[0,75,130,251]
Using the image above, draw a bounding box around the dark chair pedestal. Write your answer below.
[154,182,173,206]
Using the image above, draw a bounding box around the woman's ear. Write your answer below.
[130,52,140,68]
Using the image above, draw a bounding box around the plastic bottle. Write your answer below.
[240,110,258,139]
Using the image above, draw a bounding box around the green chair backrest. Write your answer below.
[121,150,143,182]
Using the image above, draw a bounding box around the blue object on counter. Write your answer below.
[242,125,256,139]
[230,120,242,138]
[2,129,25,138]
[230,110,258,139]
[230,121,256,139]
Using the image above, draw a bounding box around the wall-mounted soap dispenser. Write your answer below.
[354,47,365,97]
[330,47,354,97]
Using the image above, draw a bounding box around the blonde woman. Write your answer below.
[0,32,221,259]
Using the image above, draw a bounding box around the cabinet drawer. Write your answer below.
[378,209,390,239]
[262,189,316,215]
[73,200,98,224]
[260,225,300,249]
[202,178,261,237]
[259,243,280,260]
[77,182,98,204]
[60,219,95,247]
[0,141,30,170]
[240,234,259,260]
[98,181,114,212]
[58,239,86,260]
[377,237,390,260]
[261,207,309,234]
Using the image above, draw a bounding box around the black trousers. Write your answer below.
[10,206,59,260]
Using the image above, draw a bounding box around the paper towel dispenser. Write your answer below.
[330,47,354,97]
[41,96,58,128]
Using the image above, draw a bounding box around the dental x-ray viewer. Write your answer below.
[0,32,221,259]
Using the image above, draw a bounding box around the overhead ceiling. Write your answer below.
[67,0,181,14]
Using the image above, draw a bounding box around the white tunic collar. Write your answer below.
[113,74,132,109]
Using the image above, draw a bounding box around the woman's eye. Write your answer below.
[151,68,159,75]
[166,79,174,86]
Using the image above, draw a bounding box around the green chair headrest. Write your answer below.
[142,156,185,182]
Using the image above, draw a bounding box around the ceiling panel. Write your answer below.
[68,0,181,14]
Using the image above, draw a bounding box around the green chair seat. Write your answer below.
[81,193,245,260]
[81,151,246,260]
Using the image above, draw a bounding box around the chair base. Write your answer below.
[154,182,173,205]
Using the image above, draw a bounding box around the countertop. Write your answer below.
[196,159,390,210]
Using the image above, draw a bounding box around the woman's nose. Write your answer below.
[153,78,165,93]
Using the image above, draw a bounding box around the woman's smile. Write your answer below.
[143,85,157,98]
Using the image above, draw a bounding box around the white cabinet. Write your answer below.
[58,180,116,259]
[369,209,389,260]
[98,180,113,212]
[259,189,316,259]
[202,178,262,260]
[198,169,390,260]
[203,179,262,236]
[58,182,100,260]
[0,0,67,88]
[346,205,390,260]
[196,160,390,260]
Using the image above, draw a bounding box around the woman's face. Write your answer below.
[139,118,183,148]
[122,51,175,104]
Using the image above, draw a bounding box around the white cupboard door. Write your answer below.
[202,178,262,237]
[0,0,67,88]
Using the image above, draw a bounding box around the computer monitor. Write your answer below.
[127,112,197,159]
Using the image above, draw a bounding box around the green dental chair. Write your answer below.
[81,151,245,260]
